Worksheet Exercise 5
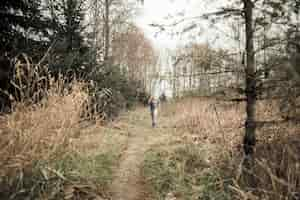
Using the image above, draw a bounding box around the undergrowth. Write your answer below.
[0,151,117,199]
[0,66,117,199]
[54,151,118,187]
[142,144,232,200]
[159,97,300,200]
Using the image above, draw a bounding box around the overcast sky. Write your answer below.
[134,0,238,50]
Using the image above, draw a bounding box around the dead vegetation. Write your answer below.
[145,97,300,200]
[0,60,121,199]
[1,59,299,200]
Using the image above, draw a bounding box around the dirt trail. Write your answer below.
[110,107,173,200]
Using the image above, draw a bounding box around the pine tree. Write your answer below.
[0,0,51,56]
[61,0,85,51]
[46,0,89,75]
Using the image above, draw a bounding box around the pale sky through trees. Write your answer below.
[133,0,236,98]
[134,0,237,50]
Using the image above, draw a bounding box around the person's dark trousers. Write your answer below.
[150,108,157,127]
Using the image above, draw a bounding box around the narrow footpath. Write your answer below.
[110,107,174,200]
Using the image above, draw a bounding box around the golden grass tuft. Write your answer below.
[0,58,130,199]
[0,79,89,179]
[165,97,245,154]
[0,58,126,199]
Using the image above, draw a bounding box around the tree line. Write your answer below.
[0,0,157,117]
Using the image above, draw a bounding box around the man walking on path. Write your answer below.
[148,96,159,127]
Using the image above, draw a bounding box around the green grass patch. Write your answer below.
[142,144,232,200]
[54,151,118,186]
[0,151,118,200]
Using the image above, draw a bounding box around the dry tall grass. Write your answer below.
[165,98,245,155]
[0,79,87,175]
[0,61,99,199]
[0,58,132,199]
[162,97,300,199]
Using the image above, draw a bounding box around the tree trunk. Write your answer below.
[92,0,99,64]
[243,0,256,160]
[104,0,110,64]
[174,69,178,98]
[189,64,193,90]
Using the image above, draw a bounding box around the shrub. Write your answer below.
[86,64,149,120]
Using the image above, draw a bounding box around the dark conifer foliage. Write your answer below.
[46,0,89,75]
[0,0,51,57]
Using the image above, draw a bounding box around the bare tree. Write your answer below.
[243,0,256,161]
[104,0,110,63]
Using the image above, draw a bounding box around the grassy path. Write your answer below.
[76,100,233,200]
[109,106,175,200]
